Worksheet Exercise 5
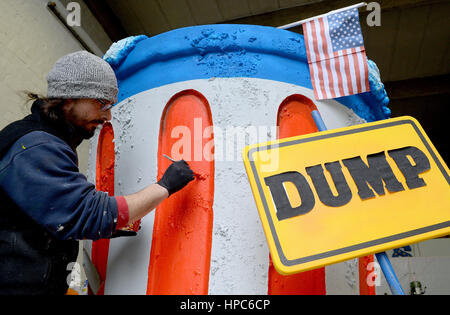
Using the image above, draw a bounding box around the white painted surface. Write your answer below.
[326,259,360,295]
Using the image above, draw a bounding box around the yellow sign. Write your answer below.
[242,116,450,275]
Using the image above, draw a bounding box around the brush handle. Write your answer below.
[163,154,177,162]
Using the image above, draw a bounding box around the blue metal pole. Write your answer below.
[375,252,405,295]
[311,110,327,132]
[310,109,406,295]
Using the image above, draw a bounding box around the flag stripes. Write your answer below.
[303,14,370,100]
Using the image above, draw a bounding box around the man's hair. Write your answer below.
[23,91,66,122]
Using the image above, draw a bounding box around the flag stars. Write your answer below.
[328,8,364,51]
[302,6,369,99]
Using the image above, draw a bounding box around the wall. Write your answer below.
[0,0,112,174]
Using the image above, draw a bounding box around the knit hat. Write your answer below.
[47,51,118,103]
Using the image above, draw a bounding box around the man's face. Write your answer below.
[62,99,113,139]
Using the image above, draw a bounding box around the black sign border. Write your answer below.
[247,118,450,267]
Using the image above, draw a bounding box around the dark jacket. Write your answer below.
[0,102,123,295]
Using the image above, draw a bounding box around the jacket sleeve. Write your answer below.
[0,131,128,241]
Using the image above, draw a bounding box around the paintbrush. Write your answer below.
[163,154,177,162]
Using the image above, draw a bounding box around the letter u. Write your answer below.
[306,161,352,207]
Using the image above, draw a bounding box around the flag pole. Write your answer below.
[277,2,367,30]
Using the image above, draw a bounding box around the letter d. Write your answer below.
[264,171,315,221]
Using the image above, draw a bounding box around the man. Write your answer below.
[0,51,194,295]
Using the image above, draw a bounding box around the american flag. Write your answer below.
[302,8,370,100]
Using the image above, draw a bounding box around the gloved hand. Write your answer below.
[157,160,195,196]
[109,224,141,239]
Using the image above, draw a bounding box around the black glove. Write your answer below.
[157,160,195,196]
[109,225,141,239]
[109,230,137,238]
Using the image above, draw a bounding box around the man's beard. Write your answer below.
[62,117,98,141]
[73,123,97,140]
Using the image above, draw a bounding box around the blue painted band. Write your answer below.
[105,24,390,122]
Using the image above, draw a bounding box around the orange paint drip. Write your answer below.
[147,90,214,295]
[92,122,115,295]
[359,255,376,295]
[268,95,326,295]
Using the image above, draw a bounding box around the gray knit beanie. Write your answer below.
[47,51,118,103]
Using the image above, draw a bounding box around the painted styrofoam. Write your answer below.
[86,24,390,295]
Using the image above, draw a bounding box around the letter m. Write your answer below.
[342,152,405,200]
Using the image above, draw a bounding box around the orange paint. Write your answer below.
[359,255,376,295]
[268,94,326,295]
[147,90,214,294]
[91,122,116,295]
